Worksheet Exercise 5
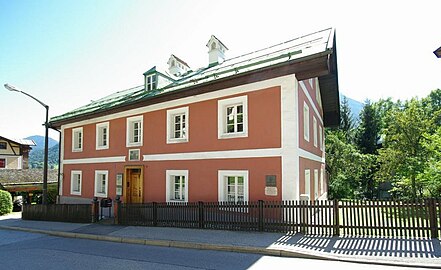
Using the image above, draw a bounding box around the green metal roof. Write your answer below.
[51,28,336,125]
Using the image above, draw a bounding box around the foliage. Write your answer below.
[0,190,13,216]
[376,99,432,199]
[326,89,441,200]
[339,96,354,143]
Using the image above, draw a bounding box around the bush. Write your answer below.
[0,190,13,215]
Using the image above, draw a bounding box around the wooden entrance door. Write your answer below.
[125,167,143,203]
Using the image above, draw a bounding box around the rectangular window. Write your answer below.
[96,122,109,150]
[303,102,310,142]
[304,169,311,200]
[0,158,5,168]
[314,169,319,200]
[146,74,157,90]
[319,126,323,151]
[167,107,189,144]
[72,127,83,152]
[70,170,82,195]
[0,142,7,149]
[218,96,248,139]
[94,170,108,197]
[313,116,318,147]
[320,168,324,195]
[218,170,249,203]
[126,115,143,147]
[166,170,188,202]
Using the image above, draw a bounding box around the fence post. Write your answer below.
[198,201,204,229]
[114,196,121,225]
[153,202,158,227]
[91,197,99,223]
[427,198,438,239]
[258,200,264,232]
[333,199,340,236]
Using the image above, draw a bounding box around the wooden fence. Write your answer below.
[117,199,441,238]
[22,204,93,223]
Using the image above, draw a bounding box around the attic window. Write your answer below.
[171,60,175,67]
[146,74,157,90]
[211,42,216,50]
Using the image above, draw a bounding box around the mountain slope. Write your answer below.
[26,135,58,149]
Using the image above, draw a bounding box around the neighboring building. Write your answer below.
[0,136,36,170]
[50,28,340,204]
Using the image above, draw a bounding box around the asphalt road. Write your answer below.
[0,229,431,270]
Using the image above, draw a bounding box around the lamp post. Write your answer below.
[4,84,49,205]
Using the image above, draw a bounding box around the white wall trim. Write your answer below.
[299,80,323,125]
[144,148,281,161]
[298,148,325,163]
[61,75,292,130]
[64,156,126,165]
[280,75,299,201]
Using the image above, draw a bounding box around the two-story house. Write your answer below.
[0,136,35,170]
[50,28,340,204]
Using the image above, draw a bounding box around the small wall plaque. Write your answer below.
[265,187,278,196]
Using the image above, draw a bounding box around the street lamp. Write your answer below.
[434,46,441,58]
[4,83,50,205]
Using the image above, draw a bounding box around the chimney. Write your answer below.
[206,35,228,66]
[168,54,190,77]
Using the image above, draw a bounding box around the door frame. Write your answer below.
[123,165,144,203]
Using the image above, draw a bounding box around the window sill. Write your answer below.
[218,132,248,140]
[166,138,188,144]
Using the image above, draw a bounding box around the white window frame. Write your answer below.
[70,170,82,195]
[218,96,248,139]
[314,169,319,200]
[303,102,310,142]
[166,170,189,202]
[313,116,318,147]
[304,169,311,200]
[96,122,109,150]
[126,115,143,147]
[319,126,323,151]
[72,127,83,152]
[218,170,249,203]
[166,107,189,144]
[94,170,108,198]
[146,74,157,90]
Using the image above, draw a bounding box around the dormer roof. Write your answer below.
[206,35,229,50]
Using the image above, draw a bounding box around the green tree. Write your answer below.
[340,96,354,142]
[376,99,432,199]
[356,100,381,154]
[0,190,13,215]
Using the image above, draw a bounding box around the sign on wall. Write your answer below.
[116,173,123,196]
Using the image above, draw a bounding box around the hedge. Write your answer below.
[0,190,13,216]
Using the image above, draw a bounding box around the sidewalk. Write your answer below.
[1,212,440,268]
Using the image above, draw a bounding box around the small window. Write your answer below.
[94,170,108,197]
[126,115,143,147]
[313,116,318,147]
[0,158,5,168]
[129,149,140,161]
[211,42,216,50]
[304,169,311,200]
[146,74,157,90]
[218,170,249,203]
[72,127,83,152]
[167,107,189,144]
[218,96,248,139]
[319,126,323,151]
[96,122,109,150]
[166,170,188,202]
[303,102,310,142]
[171,60,175,67]
[0,142,7,149]
[70,170,82,195]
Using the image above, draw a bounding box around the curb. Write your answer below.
[1,225,440,269]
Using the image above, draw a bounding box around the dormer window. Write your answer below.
[146,74,157,90]
[168,54,190,77]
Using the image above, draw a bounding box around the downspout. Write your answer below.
[50,127,61,204]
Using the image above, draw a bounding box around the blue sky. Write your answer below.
[1,0,440,141]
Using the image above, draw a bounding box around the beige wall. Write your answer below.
[0,139,20,156]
